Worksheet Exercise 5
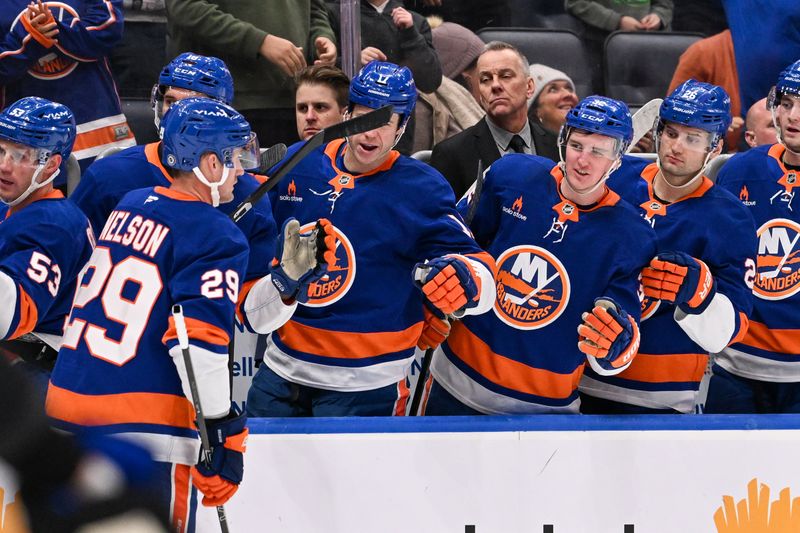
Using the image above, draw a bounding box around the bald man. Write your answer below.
[744,97,778,148]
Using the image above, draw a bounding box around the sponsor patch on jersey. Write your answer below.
[493,245,570,330]
[501,195,527,221]
[12,3,81,80]
[739,185,756,206]
[754,218,800,300]
[298,221,355,306]
[279,180,303,202]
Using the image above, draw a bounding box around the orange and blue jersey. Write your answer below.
[430,154,656,414]
[266,139,495,392]
[581,162,756,412]
[715,144,800,382]
[47,186,248,465]
[71,142,277,293]
[0,190,94,343]
[0,0,135,174]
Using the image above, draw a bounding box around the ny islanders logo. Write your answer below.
[493,245,570,330]
[754,218,800,300]
[10,2,83,80]
[298,221,355,306]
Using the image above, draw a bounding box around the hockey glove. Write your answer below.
[191,412,249,507]
[642,251,716,314]
[578,298,640,374]
[270,217,337,303]
[414,255,480,316]
[416,303,451,350]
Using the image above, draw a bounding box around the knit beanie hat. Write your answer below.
[431,22,485,80]
[528,64,576,107]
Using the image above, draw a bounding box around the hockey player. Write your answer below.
[707,60,800,413]
[70,53,284,326]
[580,80,757,414]
[0,97,93,384]
[418,96,655,415]
[245,61,497,417]
[47,98,333,532]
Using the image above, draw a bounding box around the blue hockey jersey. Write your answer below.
[265,139,496,392]
[715,144,800,382]
[431,154,656,414]
[0,0,135,173]
[71,142,277,307]
[581,162,757,412]
[0,190,94,343]
[47,186,248,465]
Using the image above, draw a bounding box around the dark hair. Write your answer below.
[295,65,350,108]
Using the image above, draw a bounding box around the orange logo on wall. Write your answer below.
[714,478,800,532]
[0,485,26,533]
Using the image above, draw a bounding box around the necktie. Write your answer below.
[508,134,527,154]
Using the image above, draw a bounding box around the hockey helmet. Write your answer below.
[349,61,417,126]
[0,97,76,162]
[768,59,800,109]
[658,79,731,148]
[559,95,633,156]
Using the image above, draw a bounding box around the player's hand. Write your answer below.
[414,255,480,316]
[642,251,716,314]
[24,0,58,44]
[191,412,248,507]
[640,13,662,30]
[578,298,639,373]
[270,217,336,303]
[314,36,337,65]
[260,34,306,77]
[619,15,644,31]
[416,304,451,350]
[391,7,414,30]
[361,46,387,66]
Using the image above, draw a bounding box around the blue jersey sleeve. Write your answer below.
[50,0,124,60]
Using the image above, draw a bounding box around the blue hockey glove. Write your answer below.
[578,298,640,374]
[642,251,716,314]
[270,217,336,303]
[191,412,249,507]
[414,255,480,316]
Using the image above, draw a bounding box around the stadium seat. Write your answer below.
[96,146,124,160]
[604,31,703,107]
[705,153,732,182]
[411,150,432,163]
[121,98,159,145]
[476,28,592,98]
[66,153,81,196]
[529,13,585,37]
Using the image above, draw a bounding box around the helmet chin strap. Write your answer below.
[3,162,59,207]
[192,165,230,207]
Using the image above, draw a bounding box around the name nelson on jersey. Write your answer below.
[98,210,170,258]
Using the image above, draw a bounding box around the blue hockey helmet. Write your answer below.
[768,59,800,109]
[560,95,633,155]
[0,96,76,162]
[349,61,417,126]
[659,79,731,147]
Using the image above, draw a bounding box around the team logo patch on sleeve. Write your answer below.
[493,245,570,330]
[754,218,800,300]
[298,222,355,306]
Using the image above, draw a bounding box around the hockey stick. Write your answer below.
[626,98,663,154]
[255,143,288,174]
[172,305,231,533]
[230,105,393,223]
[409,160,485,416]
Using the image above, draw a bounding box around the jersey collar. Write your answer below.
[323,138,400,192]
[549,165,620,223]
[5,189,64,219]
[145,142,173,183]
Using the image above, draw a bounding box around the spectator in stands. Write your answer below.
[327,0,442,154]
[527,64,578,136]
[672,0,726,36]
[413,16,484,153]
[430,18,484,103]
[0,0,136,177]
[668,30,743,151]
[110,0,167,100]
[166,0,337,146]
[295,65,349,141]
[743,97,777,148]
[411,0,509,31]
[430,41,559,198]
[566,0,673,93]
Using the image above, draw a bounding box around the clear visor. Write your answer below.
[150,84,207,124]
[655,121,716,154]
[563,132,622,162]
[233,132,260,171]
[0,143,45,167]
[771,92,800,125]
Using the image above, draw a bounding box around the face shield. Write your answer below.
[0,143,41,168]
[233,132,260,171]
[654,120,717,156]
[150,85,207,131]
[558,128,624,197]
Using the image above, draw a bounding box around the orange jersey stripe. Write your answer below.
[446,321,583,399]
[163,316,229,347]
[73,121,134,153]
[46,382,196,429]
[277,319,423,359]
[172,464,191,533]
[10,286,39,339]
[616,352,708,383]
[738,319,800,354]
[729,311,750,346]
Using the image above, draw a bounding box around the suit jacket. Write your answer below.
[429,117,559,199]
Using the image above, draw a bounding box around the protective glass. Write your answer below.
[233,132,260,171]
[563,132,621,163]
[655,121,716,154]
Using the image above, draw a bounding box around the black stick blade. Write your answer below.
[322,105,393,142]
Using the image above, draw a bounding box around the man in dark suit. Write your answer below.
[430,41,559,198]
